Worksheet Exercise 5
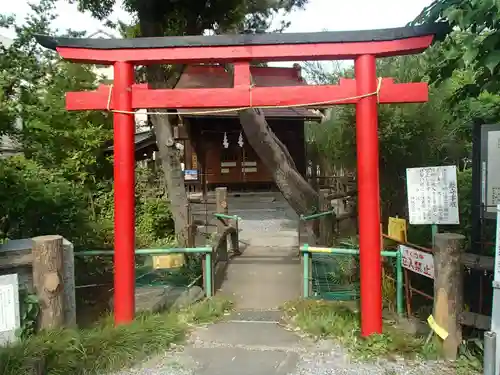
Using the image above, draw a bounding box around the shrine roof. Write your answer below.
[175,64,305,89]
[177,107,321,120]
[174,64,322,120]
[35,23,448,51]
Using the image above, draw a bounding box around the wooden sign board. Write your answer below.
[406,166,459,225]
[399,244,434,279]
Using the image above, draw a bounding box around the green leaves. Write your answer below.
[443,7,464,24]
[483,49,500,73]
[412,0,500,99]
[463,46,479,66]
[70,0,309,36]
[15,289,41,340]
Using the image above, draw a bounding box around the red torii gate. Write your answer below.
[36,23,445,336]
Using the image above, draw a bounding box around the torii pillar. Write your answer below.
[35,23,445,335]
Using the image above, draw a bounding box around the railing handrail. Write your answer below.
[75,247,212,256]
[300,210,336,221]
[300,244,399,258]
[213,213,241,221]
[301,243,403,316]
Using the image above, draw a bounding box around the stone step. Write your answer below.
[190,321,300,348]
[225,309,284,322]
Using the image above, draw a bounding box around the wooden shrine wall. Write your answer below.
[186,117,306,187]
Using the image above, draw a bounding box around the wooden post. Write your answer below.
[319,188,334,246]
[309,148,318,192]
[215,187,228,230]
[32,235,65,330]
[433,232,465,360]
[187,223,196,247]
[215,187,228,261]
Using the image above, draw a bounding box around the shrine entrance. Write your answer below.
[202,129,273,186]
[36,22,446,336]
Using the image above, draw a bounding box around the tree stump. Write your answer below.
[32,235,64,330]
[433,232,465,360]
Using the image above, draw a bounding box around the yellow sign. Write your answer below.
[152,254,185,270]
[388,217,407,242]
[427,315,449,340]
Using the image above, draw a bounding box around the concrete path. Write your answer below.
[184,317,303,375]
[215,192,302,309]
[183,192,305,374]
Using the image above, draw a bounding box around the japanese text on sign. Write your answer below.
[0,284,16,333]
[399,245,435,279]
[406,166,460,225]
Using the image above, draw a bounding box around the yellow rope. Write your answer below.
[106,77,383,116]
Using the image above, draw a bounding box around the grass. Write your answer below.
[283,299,436,361]
[0,296,233,375]
[282,299,482,374]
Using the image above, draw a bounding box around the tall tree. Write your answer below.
[69,0,321,244]
[411,0,500,101]
[1,0,113,187]
[305,53,471,220]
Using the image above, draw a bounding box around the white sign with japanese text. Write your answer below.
[406,166,460,225]
[0,284,16,333]
[495,204,500,282]
[486,131,500,216]
[0,274,20,346]
[399,245,435,279]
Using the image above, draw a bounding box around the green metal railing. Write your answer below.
[300,210,336,222]
[213,213,241,221]
[75,247,215,297]
[300,244,404,316]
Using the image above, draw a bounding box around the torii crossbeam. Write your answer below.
[36,23,446,336]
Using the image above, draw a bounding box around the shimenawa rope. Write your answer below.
[105,77,383,115]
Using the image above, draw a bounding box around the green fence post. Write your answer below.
[303,244,310,298]
[205,252,212,297]
[431,223,438,247]
[396,248,404,316]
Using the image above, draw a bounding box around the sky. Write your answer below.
[2,0,433,38]
[1,0,434,68]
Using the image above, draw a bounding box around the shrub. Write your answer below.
[0,156,95,245]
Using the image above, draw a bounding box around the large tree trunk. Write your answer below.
[238,109,318,214]
[222,63,318,216]
[138,13,189,246]
[136,11,325,244]
[221,58,323,242]
[239,108,322,243]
